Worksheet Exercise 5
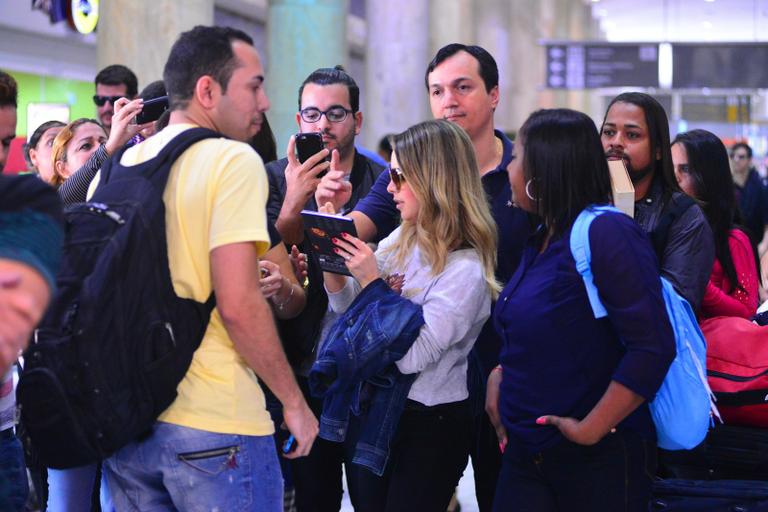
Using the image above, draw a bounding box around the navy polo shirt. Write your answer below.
[354,130,531,375]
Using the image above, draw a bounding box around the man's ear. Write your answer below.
[656,147,662,161]
[489,85,500,111]
[354,111,363,136]
[195,75,220,110]
[295,111,302,130]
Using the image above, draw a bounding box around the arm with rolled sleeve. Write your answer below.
[591,214,676,401]
[352,170,399,241]
[540,213,676,446]
[395,253,490,375]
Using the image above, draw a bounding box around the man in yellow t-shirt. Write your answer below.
[101,26,317,512]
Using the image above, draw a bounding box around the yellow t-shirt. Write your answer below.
[117,124,274,436]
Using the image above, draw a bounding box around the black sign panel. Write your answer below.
[680,95,751,123]
[546,43,659,89]
[673,44,768,89]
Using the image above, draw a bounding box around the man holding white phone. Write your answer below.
[264,66,386,512]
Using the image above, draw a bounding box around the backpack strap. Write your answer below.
[100,127,223,190]
[650,194,696,264]
[569,204,622,319]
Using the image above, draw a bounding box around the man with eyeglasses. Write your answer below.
[93,64,138,134]
[730,142,768,253]
[264,65,386,512]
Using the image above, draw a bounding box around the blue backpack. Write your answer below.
[569,204,719,451]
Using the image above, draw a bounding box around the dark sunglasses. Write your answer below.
[92,95,122,107]
[389,167,406,191]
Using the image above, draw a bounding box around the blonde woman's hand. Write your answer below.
[331,232,378,288]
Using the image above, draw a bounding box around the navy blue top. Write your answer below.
[495,211,674,455]
[354,130,531,377]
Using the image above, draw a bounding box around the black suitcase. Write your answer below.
[660,425,768,481]
[651,479,768,511]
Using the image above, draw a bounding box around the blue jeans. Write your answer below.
[103,422,283,512]
[0,432,28,511]
[47,464,114,512]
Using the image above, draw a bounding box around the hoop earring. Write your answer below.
[525,179,536,201]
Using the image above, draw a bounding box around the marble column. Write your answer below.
[267,0,349,151]
[428,0,475,56]
[97,0,214,91]
[363,0,430,150]
[506,0,542,133]
[473,0,514,134]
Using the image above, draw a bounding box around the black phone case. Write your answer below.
[296,133,325,164]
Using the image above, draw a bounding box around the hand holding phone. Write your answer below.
[282,434,297,454]
[134,96,169,125]
[295,132,330,179]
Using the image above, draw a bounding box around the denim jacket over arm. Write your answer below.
[309,278,424,476]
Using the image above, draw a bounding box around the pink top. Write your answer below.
[701,229,759,319]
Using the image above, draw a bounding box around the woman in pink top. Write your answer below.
[671,129,761,319]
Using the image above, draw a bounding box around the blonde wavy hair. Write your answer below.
[50,118,103,187]
[387,119,501,297]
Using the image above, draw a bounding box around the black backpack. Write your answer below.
[17,128,220,469]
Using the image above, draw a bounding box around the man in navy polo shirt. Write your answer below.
[316,43,530,512]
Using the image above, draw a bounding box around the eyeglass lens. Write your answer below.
[301,107,349,123]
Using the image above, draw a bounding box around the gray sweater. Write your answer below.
[327,226,491,406]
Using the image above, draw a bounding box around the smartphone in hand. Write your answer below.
[282,434,297,454]
[295,132,328,178]
[134,96,169,125]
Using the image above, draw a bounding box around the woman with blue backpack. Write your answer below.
[485,108,677,512]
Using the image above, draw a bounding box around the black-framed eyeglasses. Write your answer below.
[731,153,748,161]
[93,95,122,107]
[389,167,406,191]
[300,107,354,124]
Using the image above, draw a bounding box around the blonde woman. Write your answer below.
[323,119,499,512]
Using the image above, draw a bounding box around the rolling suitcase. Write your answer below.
[651,479,768,511]
[660,425,768,481]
